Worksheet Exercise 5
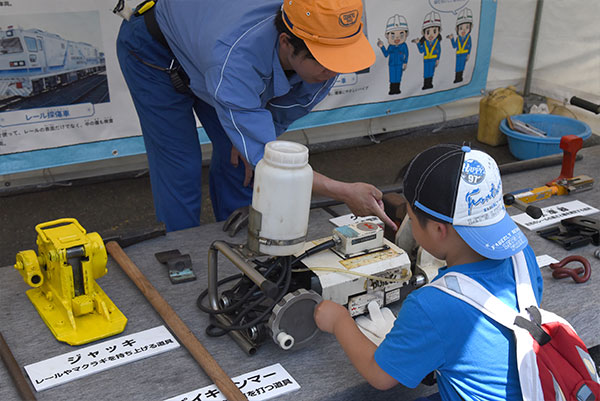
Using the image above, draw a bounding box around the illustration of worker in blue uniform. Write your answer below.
[115,0,397,233]
[376,14,409,95]
[447,8,473,83]
[411,11,442,90]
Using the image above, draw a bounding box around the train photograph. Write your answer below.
[0,11,108,112]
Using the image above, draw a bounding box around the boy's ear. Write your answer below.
[430,221,450,240]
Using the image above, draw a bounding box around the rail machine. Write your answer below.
[197,141,422,355]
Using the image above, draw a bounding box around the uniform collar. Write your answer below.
[273,41,293,97]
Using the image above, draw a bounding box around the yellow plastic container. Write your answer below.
[477,86,524,146]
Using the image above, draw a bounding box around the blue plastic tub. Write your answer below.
[499,114,591,160]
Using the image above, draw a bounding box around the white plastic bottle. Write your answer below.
[250,140,313,256]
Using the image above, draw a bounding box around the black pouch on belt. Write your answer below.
[140,1,191,94]
[167,60,191,94]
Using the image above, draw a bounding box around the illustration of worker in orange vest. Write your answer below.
[412,11,442,90]
[377,14,409,95]
[447,8,473,83]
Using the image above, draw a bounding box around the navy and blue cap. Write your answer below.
[403,144,528,260]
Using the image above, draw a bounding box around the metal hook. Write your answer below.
[548,255,591,283]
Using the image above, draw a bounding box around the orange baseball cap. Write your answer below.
[282,0,375,74]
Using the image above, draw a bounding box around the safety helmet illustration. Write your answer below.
[456,8,473,26]
[385,14,408,33]
[422,11,441,30]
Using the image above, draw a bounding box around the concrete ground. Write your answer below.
[2,120,599,267]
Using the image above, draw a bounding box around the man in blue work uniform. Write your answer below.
[116,0,396,232]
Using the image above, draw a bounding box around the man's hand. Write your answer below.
[343,182,397,231]
[230,147,253,187]
[312,172,398,231]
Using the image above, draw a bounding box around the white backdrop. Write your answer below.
[487,0,600,105]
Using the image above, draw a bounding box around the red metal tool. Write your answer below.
[512,135,593,205]
[546,135,583,186]
[548,255,591,283]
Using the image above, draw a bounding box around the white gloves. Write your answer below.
[355,301,396,345]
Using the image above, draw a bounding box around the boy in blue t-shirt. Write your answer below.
[314,144,543,400]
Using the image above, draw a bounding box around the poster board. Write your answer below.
[0,0,496,175]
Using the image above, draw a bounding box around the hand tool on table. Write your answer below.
[0,332,36,401]
[503,193,543,219]
[102,225,166,248]
[548,255,591,283]
[106,241,248,401]
[538,216,600,250]
[510,135,593,205]
[13,218,128,345]
[154,249,196,284]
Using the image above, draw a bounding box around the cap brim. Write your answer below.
[454,211,528,260]
[304,34,376,74]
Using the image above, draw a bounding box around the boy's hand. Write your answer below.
[314,300,399,390]
[314,300,350,334]
[355,301,396,345]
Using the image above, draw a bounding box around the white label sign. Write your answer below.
[536,254,559,268]
[164,363,300,401]
[25,326,179,391]
[0,103,95,127]
[511,200,599,231]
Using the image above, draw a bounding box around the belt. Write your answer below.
[143,5,170,50]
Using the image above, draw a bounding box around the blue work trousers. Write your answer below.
[116,15,252,231]
[455,53,468,72]
[423,58,437,79]
[389,65,404,84]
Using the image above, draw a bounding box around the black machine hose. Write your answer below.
[198,256,294,337]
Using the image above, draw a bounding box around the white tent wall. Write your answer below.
[3,0,598,189]
[523,0,600,106]
[285,0,599,146]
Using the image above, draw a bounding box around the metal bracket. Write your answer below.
[537,216,599,250]
[155,249,196,284]
[222,205,249,237]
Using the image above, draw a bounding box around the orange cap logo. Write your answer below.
[339,10,359,27]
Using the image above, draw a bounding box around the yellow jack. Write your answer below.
[14,218,127,345]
